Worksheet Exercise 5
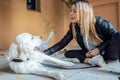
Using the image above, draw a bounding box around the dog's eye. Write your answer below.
[31,37,33,40]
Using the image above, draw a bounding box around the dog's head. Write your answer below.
[15,33,42,49]
[8,33,43,61]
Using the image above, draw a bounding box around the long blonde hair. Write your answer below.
[72,0,103,45]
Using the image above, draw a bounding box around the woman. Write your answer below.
[44,0,120,67]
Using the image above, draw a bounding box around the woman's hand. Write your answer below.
[89,48,100,56]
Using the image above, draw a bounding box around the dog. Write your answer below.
[7,32,75,80]
[37,31,54,51]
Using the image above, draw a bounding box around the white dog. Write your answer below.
[38,31,54,51]
[7,32,74,80]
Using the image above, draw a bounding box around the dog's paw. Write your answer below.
[63,62,75,68]
[56,72,65,80]
[67,62,75,66]
[63,58,80,63]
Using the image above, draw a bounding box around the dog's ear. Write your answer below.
[19,42,31,61]
[7,42,19,61]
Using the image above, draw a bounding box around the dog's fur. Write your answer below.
[37,31,54,51]
[7,32,74,80]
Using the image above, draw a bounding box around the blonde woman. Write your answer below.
[44,0,120,67]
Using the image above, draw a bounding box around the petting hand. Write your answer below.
[89,48,100,57]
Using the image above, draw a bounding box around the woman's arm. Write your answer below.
[96,40,110,54]
[44,26,73,55]
[95,17,117,54]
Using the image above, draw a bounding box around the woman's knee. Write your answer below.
[64,51,72,58]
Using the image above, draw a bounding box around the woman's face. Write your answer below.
[70,4,77,23]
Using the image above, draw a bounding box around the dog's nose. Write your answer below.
[40,36,42,39]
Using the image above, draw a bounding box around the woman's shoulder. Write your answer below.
[95,16,117,32]
[95,16,112,27]
[95,16,106,24]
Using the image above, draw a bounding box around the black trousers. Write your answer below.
[65,31,120,63]
[104,31,120,61]
[64,50,87,63]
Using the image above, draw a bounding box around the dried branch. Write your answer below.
[62,0,71,8]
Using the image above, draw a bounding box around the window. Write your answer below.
[27,0,40,12]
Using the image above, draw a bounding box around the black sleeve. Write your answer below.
[44,26,73,55]
[97,40,110,54]
[98,17,117,39]
[96,17,117,53]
